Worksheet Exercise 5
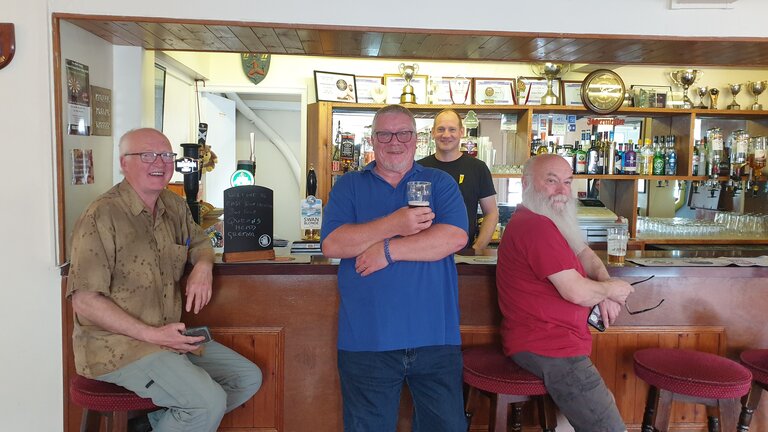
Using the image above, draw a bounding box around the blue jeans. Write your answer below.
[337,345,467,432]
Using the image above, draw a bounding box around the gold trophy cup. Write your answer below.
[532,62,569,105]
[727,83,742,110]
[398,63,419,104]
[669,69,703,109]
[709,88,719,110]
[747,80,767,110]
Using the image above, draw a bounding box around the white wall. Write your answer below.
[59,21,114,248]
[5,1,768,431]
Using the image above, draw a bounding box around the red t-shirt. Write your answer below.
[496,206,592,357]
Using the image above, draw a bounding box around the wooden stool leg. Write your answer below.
[738,382,764,432]
[536,395,558,432]
[107,410,128,432]
[464,386,478,432]
[652,389,674,432]
[641,385,660,432]
[705,405,720,432]
[509,402,523,432]
[488,393,508,432]
[717,398,741,432]
[80,409,101,432]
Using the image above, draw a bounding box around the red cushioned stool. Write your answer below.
[737,349,768,431]
[634,348,752,432]
[463,345,557,432]
[69,375,158,432]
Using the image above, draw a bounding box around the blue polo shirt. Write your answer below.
[321,162,468,351]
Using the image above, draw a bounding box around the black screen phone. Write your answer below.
[183,326,213,345]
[587,304,606,332]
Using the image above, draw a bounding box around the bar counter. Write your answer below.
[62,250,768,431]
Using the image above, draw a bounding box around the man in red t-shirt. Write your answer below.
[497,154,633,431]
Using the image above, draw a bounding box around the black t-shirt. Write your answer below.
[418,153,496,247]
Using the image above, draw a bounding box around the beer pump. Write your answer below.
[174,123,208,224]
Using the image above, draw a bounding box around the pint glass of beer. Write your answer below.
[407,181,431,208]
[607,226,629,265]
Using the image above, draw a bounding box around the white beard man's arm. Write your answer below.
[577,246,611,281]
[548,268,634,307]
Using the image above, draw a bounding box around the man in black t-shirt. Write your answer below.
[419,109,498,250]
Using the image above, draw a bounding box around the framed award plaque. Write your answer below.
[580,69,626,114]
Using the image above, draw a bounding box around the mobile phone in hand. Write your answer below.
[587,305,606,332]
[183,326,212,345]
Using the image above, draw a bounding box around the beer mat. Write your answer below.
[626,256,768,267]
[454,255,497,265]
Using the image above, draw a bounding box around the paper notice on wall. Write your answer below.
[66,59,91,136]
[71,149,94,185]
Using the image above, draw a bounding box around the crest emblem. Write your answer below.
[241,53,271,86]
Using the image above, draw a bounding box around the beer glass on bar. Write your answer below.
[407,181,431,208]
[607,226,629,265]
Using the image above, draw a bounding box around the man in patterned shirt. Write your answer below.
[66,128,262,432]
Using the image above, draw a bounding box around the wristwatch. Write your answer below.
[580,69,626,115]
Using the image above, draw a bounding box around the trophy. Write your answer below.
[696,86,709,109]
[727,83,742,110]
[531,62,569,105]
[709,88,720,110]
[747,80,767,110]
[669,69,703,109]
[448,77,471,104]
[398,63,419,104]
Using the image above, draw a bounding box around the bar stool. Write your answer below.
[737,349,768,431]
[69,375,157,432]
[633,348,752,432]
[463,345,557,432]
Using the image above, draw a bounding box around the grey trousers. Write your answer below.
[512,351,625,432]
[98,341,262,432]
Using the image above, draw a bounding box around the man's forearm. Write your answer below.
[322,216,399,259]
[389,224,467,262]
[71,291,155,342]
[473,211,499,250]
[578,247,610,281]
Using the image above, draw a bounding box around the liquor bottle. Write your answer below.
[363,125,375,166]
[340,131,355,173]
[665,136,677,176]
[595,133,605,174]
[332,121,342,172]
[652,140,665,175]
[574,142,587,174]
[692,140,701,176]
[587,138,600,174]
[614,142,624,175]
[707,128,724,178]
[641,138,654,176]
[752,136,767,171]
[623,140,637,175]
[562,145,575,172]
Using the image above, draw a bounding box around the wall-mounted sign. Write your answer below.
[0,23,16,71]
[241,53,271,86]
[90,85,112,136]
[65,59,91,136]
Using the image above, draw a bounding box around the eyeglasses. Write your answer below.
[124,152,178,163]
[625,275,665,315]
[374,130,414,143]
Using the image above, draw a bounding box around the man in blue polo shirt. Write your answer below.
[321,104,469,432]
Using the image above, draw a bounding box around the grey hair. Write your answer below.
[372,104,416,132]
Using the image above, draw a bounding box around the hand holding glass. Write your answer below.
[407,181,431,208]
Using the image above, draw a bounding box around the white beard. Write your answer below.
[521,185,586,253]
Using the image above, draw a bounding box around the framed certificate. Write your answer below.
[562,80,584,107]
[429,77,454,105]
[314,71,357,103]
[473,78,516,105]
[354,76,383,104]
[518,77,561,105]
[383,74,428,105]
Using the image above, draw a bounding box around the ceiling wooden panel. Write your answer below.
[63,16,768,67]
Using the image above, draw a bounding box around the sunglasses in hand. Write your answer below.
[625,275,665,315]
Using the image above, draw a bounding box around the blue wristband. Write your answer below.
[383,238,395,265]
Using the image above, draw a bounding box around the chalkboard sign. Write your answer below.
[222,185,275,262]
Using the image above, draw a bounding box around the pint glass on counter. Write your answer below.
[607,226,629,265]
